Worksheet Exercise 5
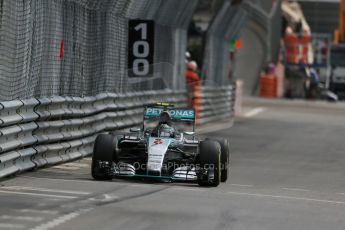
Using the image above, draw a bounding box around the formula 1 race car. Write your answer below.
[91,103,229,187]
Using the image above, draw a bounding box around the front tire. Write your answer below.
[206,138,230,182]
[197,140,221,187]
[91,134,117,180]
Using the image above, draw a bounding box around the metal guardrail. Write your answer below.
[0,90,187,177]
[199,85,235,124]
[0,87,235,178]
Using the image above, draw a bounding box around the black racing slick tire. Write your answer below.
[110,131,125,139]
[197,140,221,187]
[206,138,230,182]
[91,134,117,180]
[217,138,230,182]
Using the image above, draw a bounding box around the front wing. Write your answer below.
[98,161,198,182]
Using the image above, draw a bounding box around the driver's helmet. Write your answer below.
[158,123,175,138]
[154,111,175,137]
[159,111,171,125]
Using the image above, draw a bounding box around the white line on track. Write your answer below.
[19,176,105,184]
[337,193,345,196]
[171,187,206,192]
[3,186,90,195]
[87,193,119,202]
[29,208,92,230]
[18,210,58,215]
[50,163,89,171]
[282,187,310,192]
[53,163,89,168]
[226,191,345,205]
[0,190,77,199]
[230,184,254,187]
[0,223,25,229]
[43,167,80,171]
[244,107,266,118]
[1,215,44,222]
[18,176,148,187]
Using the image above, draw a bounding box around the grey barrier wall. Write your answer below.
[268,1,282,64]
[0,90,187,177]
[201,0,282,95]
[233,0,282,95]
[199,85,235,124]
[240,0,282,64]
[0,87,235,178]
[0,0,198,100]
[202,1,248,86]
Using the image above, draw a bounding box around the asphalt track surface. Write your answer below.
[1,98,345,230]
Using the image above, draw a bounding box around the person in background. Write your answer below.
[185,60,201,108]
[185,51,192,64]
[304,67,320,99]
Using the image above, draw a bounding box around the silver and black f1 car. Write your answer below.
[91,103,229,187]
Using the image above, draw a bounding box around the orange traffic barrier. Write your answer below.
[300,34,312,64]
[284,33,299,64]
[185,65,201,124]
[260,74,277,98]
[193,84,201,124]
[334,0,345,44]
[284,32,312,64]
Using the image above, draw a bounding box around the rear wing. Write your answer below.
[144,107,195,122]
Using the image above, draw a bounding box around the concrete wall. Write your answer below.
[234,20,267,96]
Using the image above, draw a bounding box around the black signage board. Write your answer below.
[128,20,155,77]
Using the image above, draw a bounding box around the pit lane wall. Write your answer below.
[0,85,235,178]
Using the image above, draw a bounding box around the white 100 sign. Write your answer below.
[133,23,150,76]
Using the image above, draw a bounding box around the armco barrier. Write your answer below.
[0,90,186,177]
[0,87,234,178]
[15,148,37,172]
[198,85,235,124]
[0,100,24,127]
[0,151,21,178]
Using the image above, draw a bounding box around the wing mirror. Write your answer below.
[130,127,141,133]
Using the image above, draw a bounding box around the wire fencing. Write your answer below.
[214,0,282,95]
[0,0,197,101]
[202,1,248,86]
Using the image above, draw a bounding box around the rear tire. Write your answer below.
[91,134,117,180]
[197,140,221,187]
[217,138,230,182]
[110,131,125,139]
